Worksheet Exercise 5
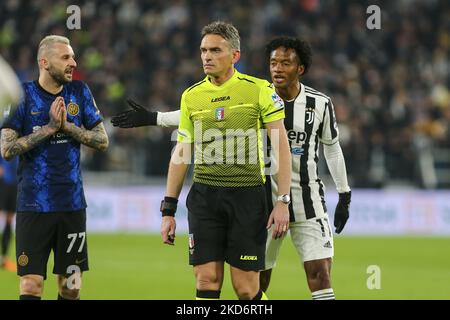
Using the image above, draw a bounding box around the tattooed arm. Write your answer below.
[62,121,109,152]
[1,127,56,160]
[0,97,64,160]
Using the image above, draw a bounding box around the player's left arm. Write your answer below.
[323,142,350,193]
[62,119,109,152]
[265,119,292,239]
[323,142,351,234]
[320,98,351,233]
[62,83,109,151]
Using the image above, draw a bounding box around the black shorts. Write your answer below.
[15,210,89,279]
[0,182,17,213]
[186,182,268,271]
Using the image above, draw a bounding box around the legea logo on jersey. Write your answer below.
[211,96,230,103]
[240,255,257,261]
[215,107,225,121]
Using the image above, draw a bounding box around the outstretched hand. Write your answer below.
[111,99,157,128]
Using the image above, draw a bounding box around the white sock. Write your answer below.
[312,288,335,300]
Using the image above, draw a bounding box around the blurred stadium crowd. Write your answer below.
[0,0,449,188]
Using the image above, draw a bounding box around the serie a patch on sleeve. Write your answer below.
[271,92,284,109]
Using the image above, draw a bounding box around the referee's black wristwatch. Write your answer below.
[160,196,178,217]
[277,194,291,205]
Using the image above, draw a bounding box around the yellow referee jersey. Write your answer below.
[177,69,285,187]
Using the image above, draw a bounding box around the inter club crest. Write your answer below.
[67,101,80,116]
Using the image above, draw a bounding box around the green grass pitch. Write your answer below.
[1,235,449,300]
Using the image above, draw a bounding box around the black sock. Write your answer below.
[251,289,268,300]
[20,295,41,300]
[58,294,79,300]
[1,223,12,256]
[196,290,220,300]
[252,289,263,300]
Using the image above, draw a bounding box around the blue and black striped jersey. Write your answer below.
[2,80,102,213]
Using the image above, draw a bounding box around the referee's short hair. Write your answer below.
[201,21,240,51]
[265,37,312,75]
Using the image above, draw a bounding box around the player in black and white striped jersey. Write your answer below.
[262,37,351,300]
[111,36,351,300]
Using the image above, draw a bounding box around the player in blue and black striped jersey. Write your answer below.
[0,35,109,300]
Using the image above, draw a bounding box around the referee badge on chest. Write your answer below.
[215,107,225,121]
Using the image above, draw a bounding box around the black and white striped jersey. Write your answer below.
[270,83,339,222]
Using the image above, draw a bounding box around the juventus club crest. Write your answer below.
[306,107,314,125]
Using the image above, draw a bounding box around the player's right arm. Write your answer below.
[161,141,192,245]
[160,91,192,245]
[0,97,64,160]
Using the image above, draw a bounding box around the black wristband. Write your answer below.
[161,196,178,217]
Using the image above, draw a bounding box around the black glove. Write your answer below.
[334,191,351,234]
[111,99,157,128]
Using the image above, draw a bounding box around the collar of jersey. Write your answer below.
[204,68,240,90]
[34,80,64,97]
[296,83,306,105]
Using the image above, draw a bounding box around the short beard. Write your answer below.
[48,64,70,86]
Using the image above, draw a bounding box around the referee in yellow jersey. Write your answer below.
[160,21,291,300]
